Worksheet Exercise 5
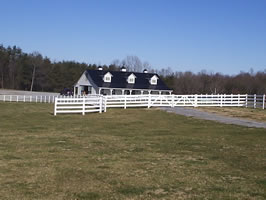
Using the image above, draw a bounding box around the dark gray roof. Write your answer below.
[85,70,172,91]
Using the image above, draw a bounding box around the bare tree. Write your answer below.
[143,61,151,71]
[158,67,173,77]
[111,59,121,67]
[122,55,143,72]
[30,52,42,91]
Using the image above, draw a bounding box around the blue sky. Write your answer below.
[1,0,266,74]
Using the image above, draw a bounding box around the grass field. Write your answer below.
[195,107,266,122]
[0,102,265,199]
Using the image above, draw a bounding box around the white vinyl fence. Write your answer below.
[53,94,265,115]
[0,95,87,103]
[0,95,58,103]
[54,95,106,115]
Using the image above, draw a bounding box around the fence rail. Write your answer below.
[0,95,58,103]
[53,94,265,115]
[54,95,106,115]
[0,95,90,103]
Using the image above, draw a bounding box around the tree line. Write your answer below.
[0,45,265,94]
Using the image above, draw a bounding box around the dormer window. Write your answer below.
[105,76,111,82]
[128,78,134,83]
[151,79,157,84]
[103,72,113,83]
[127,73,136,84]
[150,75,159,85]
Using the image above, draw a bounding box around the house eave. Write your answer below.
[99,86,173,92]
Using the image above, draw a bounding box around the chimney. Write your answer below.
[143,69,148,73]
[121,66,127,72]
[98,66,103,71]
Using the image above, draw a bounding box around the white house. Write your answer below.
[74,67,172,95]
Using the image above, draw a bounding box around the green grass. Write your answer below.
[0,102,265,199]
[196,107,266,122]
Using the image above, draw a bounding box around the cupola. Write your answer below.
[121,66,127,72]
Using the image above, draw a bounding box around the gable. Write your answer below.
[104,72,113,78]
[75,72,91,86]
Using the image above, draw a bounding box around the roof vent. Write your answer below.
[121,66,127,72]
[143,69,148,73]
[98,66,103,71]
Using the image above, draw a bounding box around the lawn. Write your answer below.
[0,102,265,200]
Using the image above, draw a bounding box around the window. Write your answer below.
[128,78,134,83]
[151,79,157,84]
[88,86,92,94]
[105,76,111,82]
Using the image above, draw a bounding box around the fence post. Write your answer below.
[245,94,248,108]
[30,96,32,102]
[10,95,12,102]
[99,96,102,113]
[17,96,19,102]
[54,97,57,116]
[238,94,240,106]
[82,97,85,115]
[24,95,26,102]
[124,95,127,109]
[3,95,5,102]
[148,94,151,108]
[171,94,174,108]
[220,94,222,107]
[263,94,265,110]
[254,94,256,109]
[194,94,198,107]
[103,96,107,112]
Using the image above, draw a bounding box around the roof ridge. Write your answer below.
[86,69,158,75]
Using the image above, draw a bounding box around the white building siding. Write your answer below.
[74,72,98,95]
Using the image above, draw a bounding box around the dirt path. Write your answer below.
[160,107,266,129]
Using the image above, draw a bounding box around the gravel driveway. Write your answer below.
[160,107,266,129]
